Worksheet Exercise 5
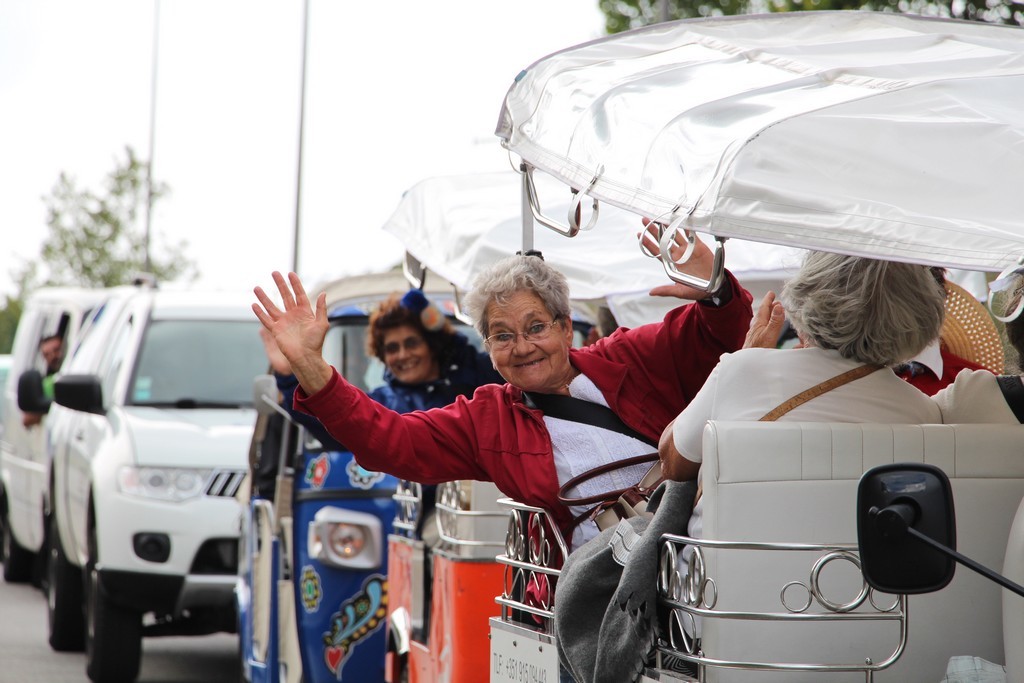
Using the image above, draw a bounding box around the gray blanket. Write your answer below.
[554,480,697,683]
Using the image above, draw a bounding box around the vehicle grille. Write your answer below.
[204,470,246,498]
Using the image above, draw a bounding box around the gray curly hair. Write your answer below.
[463,255,572,340]
[781,252,946,366]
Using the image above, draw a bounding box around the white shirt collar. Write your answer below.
[907,339,944,377]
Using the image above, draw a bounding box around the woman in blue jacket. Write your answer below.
[363,289,502,412]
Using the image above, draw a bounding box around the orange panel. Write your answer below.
[427,555,505,682]
[408,640,433,683]
[385,538,416,683]
[387,539,416,631]
[388,540,505,683]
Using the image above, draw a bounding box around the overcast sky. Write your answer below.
[0,0,606,299]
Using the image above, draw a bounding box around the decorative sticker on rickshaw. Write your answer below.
[321,573,388,678]
[299,565,322,613]
[305,453,330,489]
[345,459,385,490]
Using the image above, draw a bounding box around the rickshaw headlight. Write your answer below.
[327,523,366,558]
[308,507,382,570]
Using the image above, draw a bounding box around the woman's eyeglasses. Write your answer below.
[484,318,561,351]
[383,336,425,355]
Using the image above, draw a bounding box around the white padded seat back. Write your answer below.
[696,421,1024,682]
[1002,497,1024,682]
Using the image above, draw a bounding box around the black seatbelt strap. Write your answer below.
[996,375,1024,424]
[523,392,657,447]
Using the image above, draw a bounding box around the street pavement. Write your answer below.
[0,573,238,683]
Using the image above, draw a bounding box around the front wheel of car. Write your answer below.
[1,501,34,583]
[85,525,141,683]
[47,513,84,651]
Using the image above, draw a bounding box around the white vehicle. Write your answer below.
[0,285,111,583]
[0,354,10,443]
[46,284,268,683]
[484,10,1024,683]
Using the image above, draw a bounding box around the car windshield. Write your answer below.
[129,319,266,407]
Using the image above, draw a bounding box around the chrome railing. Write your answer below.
[434,481,507,557]
[493,498,570,634]
[653,534,908,682]
[392,479,423,537]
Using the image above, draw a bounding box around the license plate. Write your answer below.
[489,619,560,683]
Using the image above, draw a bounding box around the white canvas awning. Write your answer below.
[496,11,1024,272]
[381,171,805,326]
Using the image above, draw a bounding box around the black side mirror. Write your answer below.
[17,369,51,413]
[857,463,956,594]
[858,463,1024,599]
[53,375,105,415]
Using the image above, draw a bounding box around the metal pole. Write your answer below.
[144,0,160,274]
[292,0,311,274]
[520,164,534,255]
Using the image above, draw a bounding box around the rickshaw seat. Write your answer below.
[688,420,1024,682]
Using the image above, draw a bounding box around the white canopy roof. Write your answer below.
[496,11,1024,271]
[381,171,805,326]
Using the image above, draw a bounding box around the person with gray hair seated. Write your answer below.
[738,259,1024,426]
[661,251,947,537]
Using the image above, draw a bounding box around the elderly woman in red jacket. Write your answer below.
[253,231,753,550]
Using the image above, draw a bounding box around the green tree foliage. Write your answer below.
[0,147,196,352]
[0,262,36,352]
[599,0,1024,33]
[39,146,196,288]
[0,295,23,354]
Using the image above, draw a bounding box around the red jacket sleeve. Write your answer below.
[294,368,494,484]
[568,270,753,442]
[659,270,754,403]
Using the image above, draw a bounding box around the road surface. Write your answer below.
[0,574,239,683]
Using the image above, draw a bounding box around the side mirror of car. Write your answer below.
[53,374,105,415]
[17,369,51,413]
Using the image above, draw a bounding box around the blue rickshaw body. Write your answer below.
[292,448,397,682]
[239,493,280,683]
[239,446,397,683]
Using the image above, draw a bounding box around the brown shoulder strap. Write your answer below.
[556,453,660,506]
[759,364,883,422]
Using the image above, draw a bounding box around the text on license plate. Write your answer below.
[490,625,559,683]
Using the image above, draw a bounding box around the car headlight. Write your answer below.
[117,466,211,502]
[308,507,382,570]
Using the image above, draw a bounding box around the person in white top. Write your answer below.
[659,252,948,567]
[737,262,1020,426]
[933,369,1018,423]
